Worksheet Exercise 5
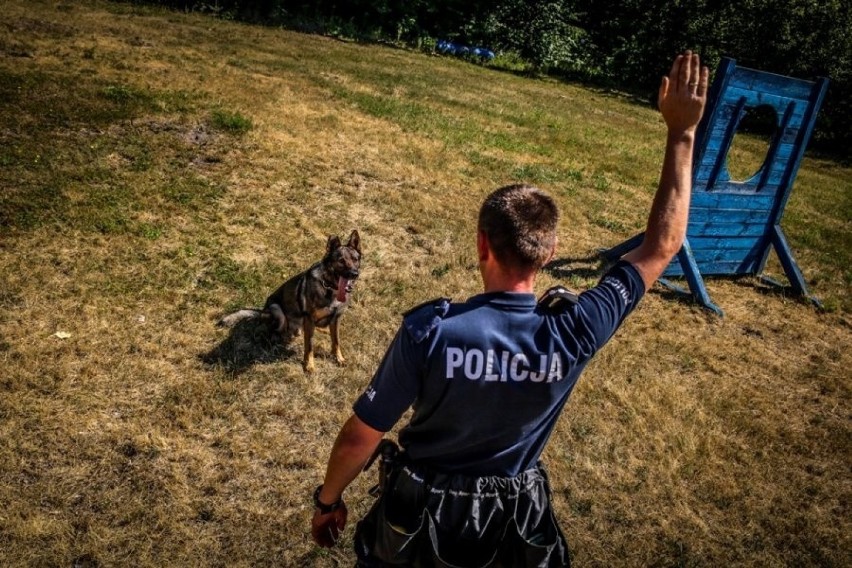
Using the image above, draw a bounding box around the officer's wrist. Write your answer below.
[313,485,343,514]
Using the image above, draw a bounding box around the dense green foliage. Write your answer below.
[124,0,849,157]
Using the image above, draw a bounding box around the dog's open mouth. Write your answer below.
[336,276,356,302]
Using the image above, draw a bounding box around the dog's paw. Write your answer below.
[303,356,315,373]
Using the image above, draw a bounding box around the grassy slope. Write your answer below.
[0,1,849,566]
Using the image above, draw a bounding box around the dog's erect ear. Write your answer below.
[347,230,361,253]
[326,235,342,254]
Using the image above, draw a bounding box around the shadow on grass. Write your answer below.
[543,256,817,314]
[650,286,711,310]
[542,254,607,281]
[734,275,825,309]
[650,274,823,314]
[199,317,295,376]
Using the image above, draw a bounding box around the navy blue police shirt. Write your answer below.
[353,261,645,477]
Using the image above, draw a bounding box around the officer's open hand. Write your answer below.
[311,502,348,548]
[658,50,709,134]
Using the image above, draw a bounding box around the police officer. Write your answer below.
[311,51,709,567]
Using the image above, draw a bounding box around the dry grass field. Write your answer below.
[1,1,850,566]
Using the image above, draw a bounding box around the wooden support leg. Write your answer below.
[676,239,724,316]
[770,224,822,307]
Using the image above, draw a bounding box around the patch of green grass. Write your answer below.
[430,263,451,277]
[92,213,131,234]
[485,130,537,153]
[200,255,264,298]
[210,108,253,134]
[162,175,226,208]
[590,214,627,233]
[67,183,135,234]
[512,163,577,185]
[0,66,237,234]
[102,84,151,105]
[92,83,157,121]
[2,69,191,135]
[592,172,612,191]
[0,183,67,231]
[226,57,249,69]
[337,88,435,131]
[156,89,201,114]
[136,223,163,240]
[344,90,539,156]
[0,69,24,104]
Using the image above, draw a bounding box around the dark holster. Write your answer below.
[364,439,401,498]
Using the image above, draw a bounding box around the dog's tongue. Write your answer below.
[337,277,353,302]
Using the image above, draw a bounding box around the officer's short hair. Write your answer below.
[478,184,558,271]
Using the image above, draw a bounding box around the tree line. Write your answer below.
[129,0,850,158]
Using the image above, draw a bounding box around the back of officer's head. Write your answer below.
[478,184,558,272]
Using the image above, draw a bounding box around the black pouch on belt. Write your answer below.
[363,439,401,498]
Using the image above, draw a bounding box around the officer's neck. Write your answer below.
[480,263,537,294]
[477,232,538,294]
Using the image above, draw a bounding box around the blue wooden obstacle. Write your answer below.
[601,57,829,315]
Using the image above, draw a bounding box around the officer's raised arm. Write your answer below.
[623,51,710,290]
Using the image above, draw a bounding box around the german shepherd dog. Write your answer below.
[219,230,361,372]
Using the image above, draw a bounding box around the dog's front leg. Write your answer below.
[330,317,344,365]
[303,318,316,373]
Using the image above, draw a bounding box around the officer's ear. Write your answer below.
[477,230,490,262]
[545,237,557,265]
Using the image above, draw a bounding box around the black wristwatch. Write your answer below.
[313,485,344,514]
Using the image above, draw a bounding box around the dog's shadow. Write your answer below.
[199,318,296,376]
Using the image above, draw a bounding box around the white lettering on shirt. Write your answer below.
[484,350,500,382]
[602,276,631,306]
[529,355,547,383]
[444,348,564,383]
[464,349,484,379]
[446,347,464,378]
[510,353,529,382]
[548,353,563,382]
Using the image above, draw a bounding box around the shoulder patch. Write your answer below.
[403,297,451,343]
[537,285,579,313]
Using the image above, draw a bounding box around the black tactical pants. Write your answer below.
[354,461,570,567]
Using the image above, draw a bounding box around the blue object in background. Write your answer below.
[437,40,494,61]
[473,47,496,60]
[601,57,829,315]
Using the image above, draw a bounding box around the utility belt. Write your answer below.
[357,440,570,567]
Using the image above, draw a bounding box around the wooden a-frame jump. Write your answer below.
[602,57,829,315]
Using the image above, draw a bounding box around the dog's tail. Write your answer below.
[217,309,263,328]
